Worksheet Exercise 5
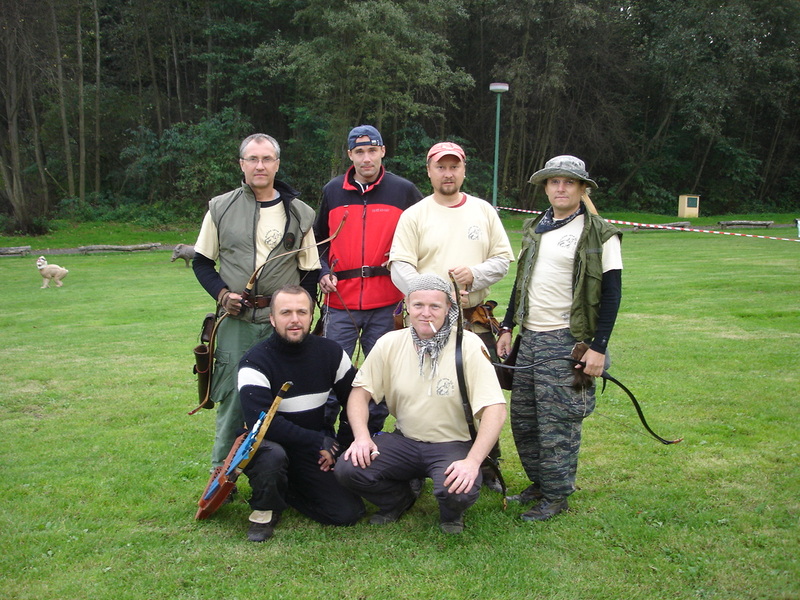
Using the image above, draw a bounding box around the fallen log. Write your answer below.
[78,243,162,254]
[633,221,691,232]
[717,220,773,229]
[0,245,32,256]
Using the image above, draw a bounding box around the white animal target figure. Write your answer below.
[36,256,69,288]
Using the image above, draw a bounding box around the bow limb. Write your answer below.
[188,312,229,415]
[493,357,682,445]
[448,272,465,335]
[597,371,683,445]
[449,273,508,503]
[242,213,348,306]
[327,261,363,363]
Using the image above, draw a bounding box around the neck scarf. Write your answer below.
[410,303,459,378]
[535,203,585,234]
[406,273,460,378]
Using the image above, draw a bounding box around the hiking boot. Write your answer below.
[506,483,544,505]
[439,515,465,534]
[369,493,416,525]
[247,511,280,542]
[520,498,569,522]
[409,477,425,498]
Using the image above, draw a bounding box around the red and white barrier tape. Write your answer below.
[498,206,800,243]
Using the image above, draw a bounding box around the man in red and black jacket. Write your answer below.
[314,125,422,441]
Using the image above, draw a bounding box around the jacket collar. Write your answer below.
[342,165,386,194]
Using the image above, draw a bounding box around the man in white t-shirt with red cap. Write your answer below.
[389,141,514,491]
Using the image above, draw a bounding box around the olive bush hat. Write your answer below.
[529,155,598,189]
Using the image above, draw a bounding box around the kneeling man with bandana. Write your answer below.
[335,274,506,534]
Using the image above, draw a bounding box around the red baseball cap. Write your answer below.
[427,142,466,164]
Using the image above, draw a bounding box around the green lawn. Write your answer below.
[0,219,798,599]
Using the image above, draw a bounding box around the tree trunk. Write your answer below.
[757,114,781,204]
[205,0,213,117]
[615,100,675,196]
[170,21,184,122]
[0,36,30,228]
[27,77,50,215]
[144,19,163,135]
[691,135,715,193]
[49,0,75,198]
[93,0,101,195]
[76,8,86,203]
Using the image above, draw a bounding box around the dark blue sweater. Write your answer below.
[238,333,355,453]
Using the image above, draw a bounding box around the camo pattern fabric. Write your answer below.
[510,327,596,500]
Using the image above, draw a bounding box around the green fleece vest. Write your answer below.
[209,182,315,324]
[513,207,621,341]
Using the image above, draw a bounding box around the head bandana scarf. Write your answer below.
[407,274,459,378]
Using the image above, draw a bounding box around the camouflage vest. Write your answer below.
[209,182,315,323]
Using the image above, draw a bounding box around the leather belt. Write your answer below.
[252,295,272,309]
[335,266,390,280]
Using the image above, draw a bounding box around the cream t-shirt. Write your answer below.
[195,199,319,270]
[524,215,622,331]
[389,194,514,307]
[353,328,506,443]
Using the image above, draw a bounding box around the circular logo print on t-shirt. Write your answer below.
[558,234,578,249]
[436,378,455,396]
[264,229,282,250]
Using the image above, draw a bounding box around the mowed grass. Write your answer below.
[0,220,798,600]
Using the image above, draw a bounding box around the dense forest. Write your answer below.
[1,0,798,233]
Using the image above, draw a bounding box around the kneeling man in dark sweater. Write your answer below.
[238,285,365,542]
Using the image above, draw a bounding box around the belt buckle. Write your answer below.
[361,266,370,278]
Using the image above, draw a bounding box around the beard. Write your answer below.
[279,328,309,345]
[435,182,460,196]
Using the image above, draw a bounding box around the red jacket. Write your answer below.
[314,166,422,310]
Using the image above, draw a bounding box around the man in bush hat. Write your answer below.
[497,155,623,521]
[335,274,506,534]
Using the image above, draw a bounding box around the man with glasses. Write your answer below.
[193,133,319,475]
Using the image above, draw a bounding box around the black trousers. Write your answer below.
[335,432,481,522]
[244,440,365,526]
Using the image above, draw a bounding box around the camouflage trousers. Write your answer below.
[510,328,596,501]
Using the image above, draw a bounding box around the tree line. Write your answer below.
[1,0,798,233]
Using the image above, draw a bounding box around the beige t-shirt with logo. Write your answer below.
[524,215,622,332]
[354,328,506,443]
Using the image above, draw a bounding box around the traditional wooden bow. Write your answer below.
[494,356,682,445]
[241,213,348,308]
[449,273,508,506]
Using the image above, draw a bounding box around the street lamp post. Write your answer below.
[489,82,509,208]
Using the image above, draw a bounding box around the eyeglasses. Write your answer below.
[241,156,278,165]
